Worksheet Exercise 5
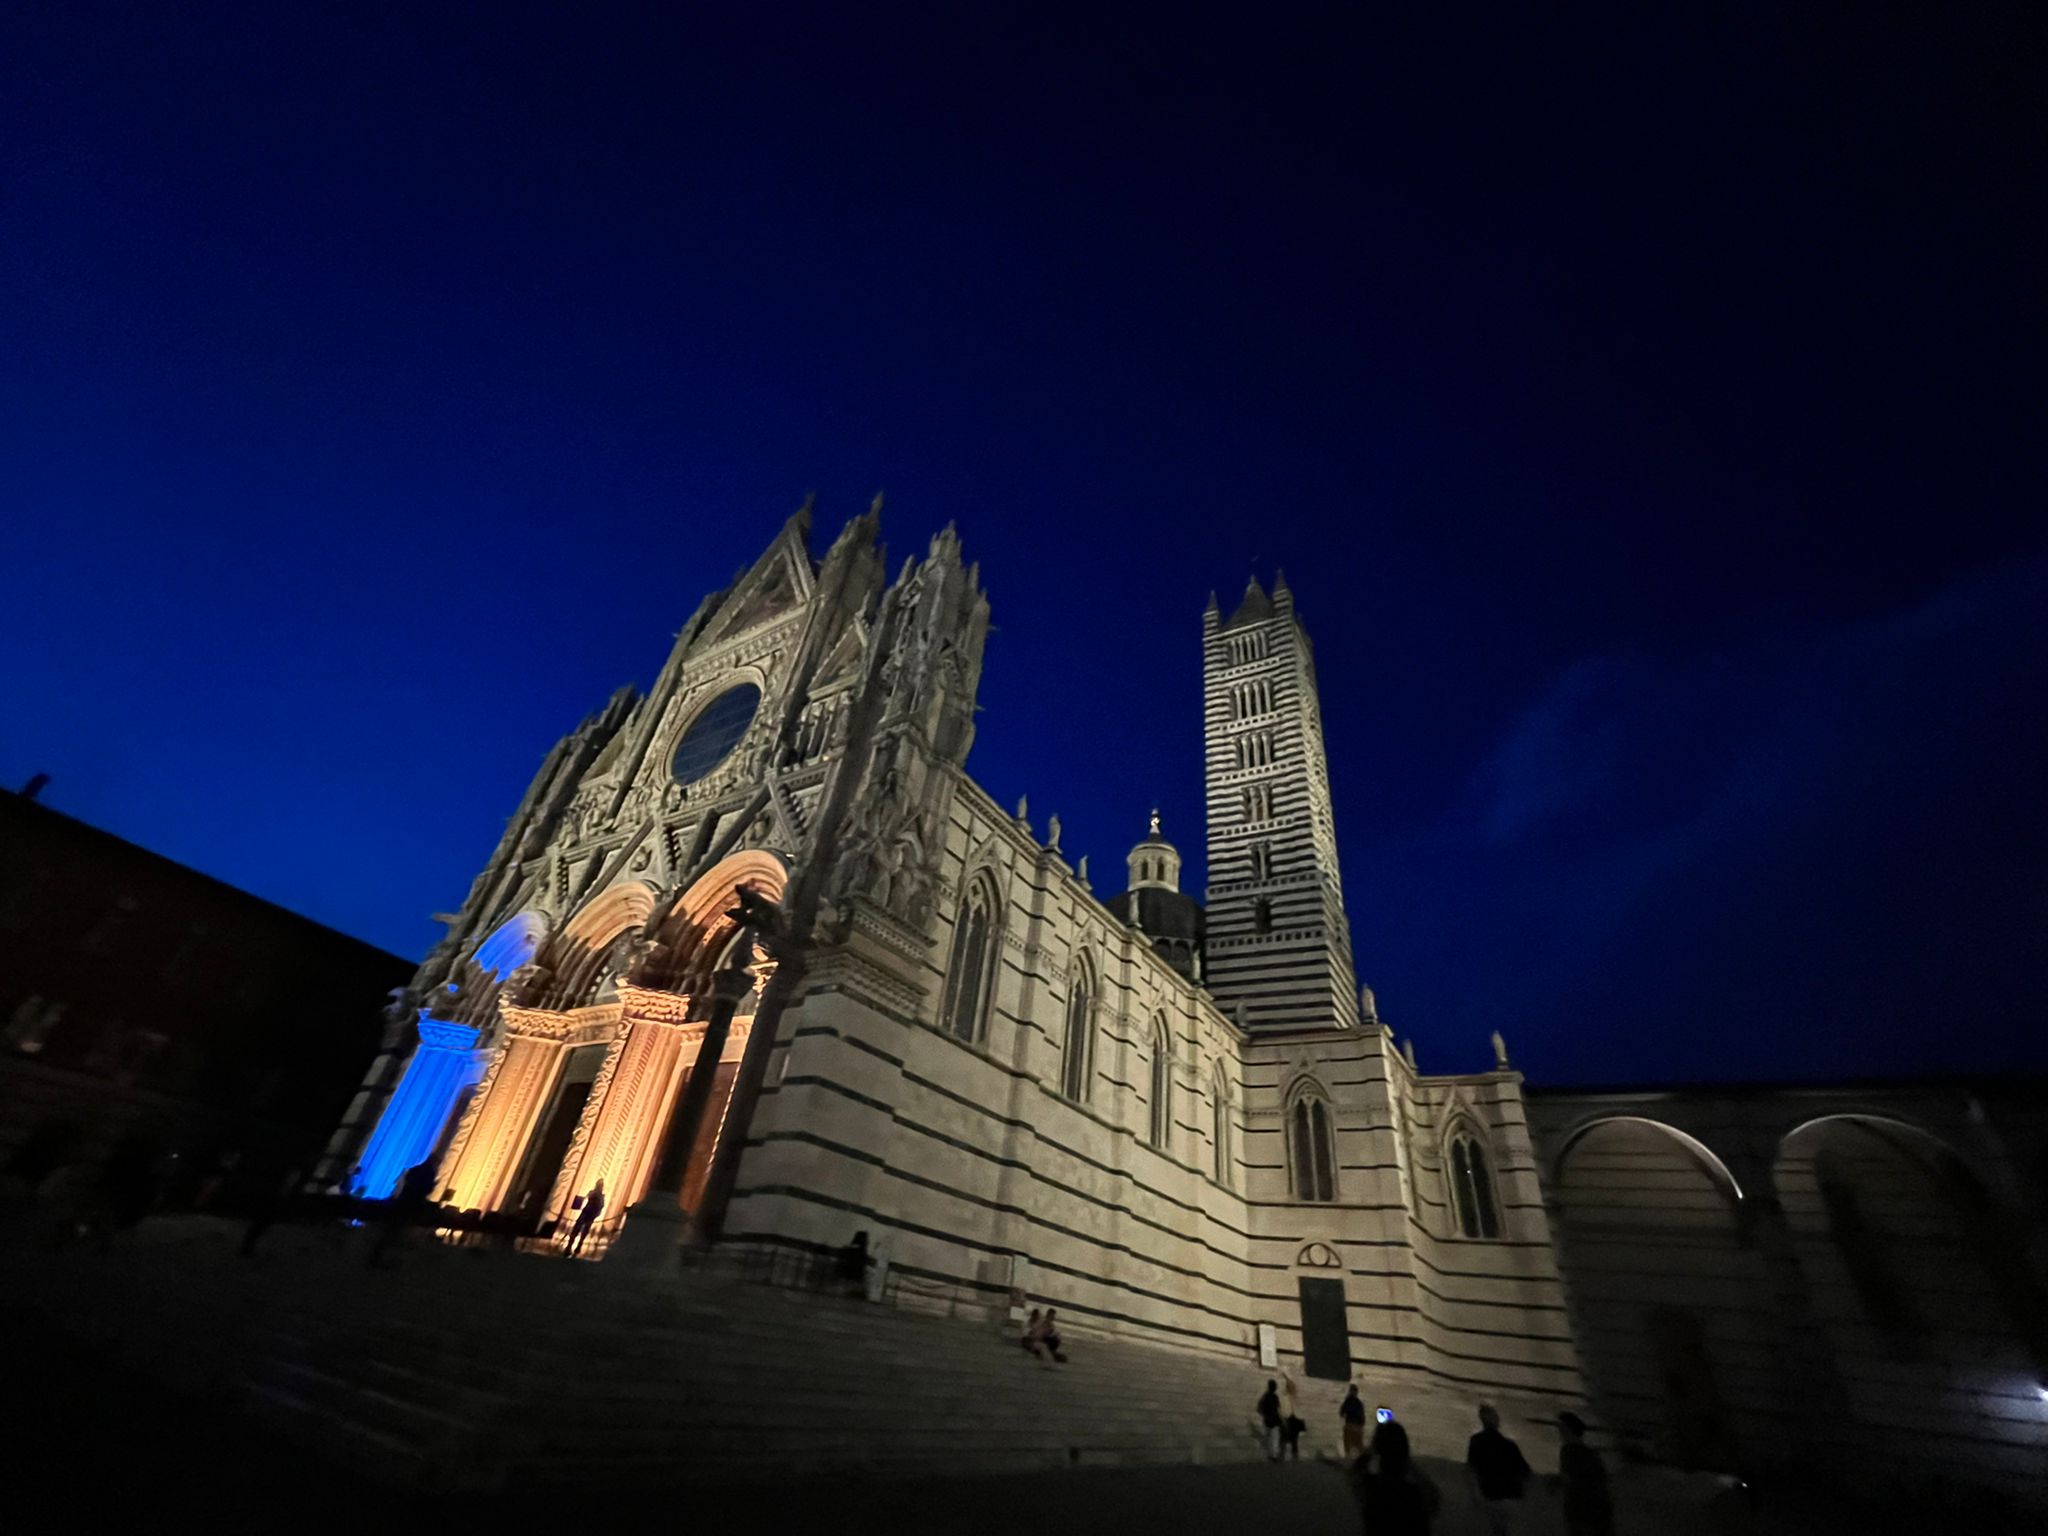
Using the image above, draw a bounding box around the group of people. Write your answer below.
[1256,1379,1615,1535]
[1356,1401,1614,1536]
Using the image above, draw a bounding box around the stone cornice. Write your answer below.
[501,1001,622,1043]
[615,982,694,1025]
[416,1018,483,1052]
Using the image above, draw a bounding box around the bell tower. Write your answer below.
[1201,574,1359,1032]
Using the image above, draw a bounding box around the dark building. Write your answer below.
[0,789,409,1202]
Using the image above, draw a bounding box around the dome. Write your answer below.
[1109,810,1204,981]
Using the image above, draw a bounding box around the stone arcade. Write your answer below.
[323,504,2048,1501]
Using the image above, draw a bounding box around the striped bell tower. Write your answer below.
[1201,574,1360,1033]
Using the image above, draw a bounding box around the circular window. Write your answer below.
[671,683,761,785]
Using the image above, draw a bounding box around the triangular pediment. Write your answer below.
[699,506,818,648]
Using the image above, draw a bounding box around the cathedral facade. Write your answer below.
[327,504,1581,1407]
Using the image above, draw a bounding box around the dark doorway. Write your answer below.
[503,1056,598,1220]
[1298,1276,1352,1380]
[1647,1305,1735,1470]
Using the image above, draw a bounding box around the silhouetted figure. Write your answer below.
[1257,1379,1283,1460]
[1024,1306,1067,1362]
[835,1229,875,1293]
[1556,1412,1614,1536]
[1340,1384,1368,1457]
[1468,1403,1532,1532]
[370,1159,437,1265]
[565,1178,605,1257]
[1278,1370,1305,1458]
[1020,1306,1043,1354]
[1350,1418,1439,1534]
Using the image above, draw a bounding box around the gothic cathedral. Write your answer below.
[328,504,1581,1404]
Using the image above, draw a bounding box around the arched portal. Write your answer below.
[542,851,791,1240]
[435,884,659,1216]
[1552,1116,1759,1471]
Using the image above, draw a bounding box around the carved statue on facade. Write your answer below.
[504,962,553,1008]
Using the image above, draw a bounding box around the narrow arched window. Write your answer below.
[1147,1019,1171,1149]
[1061,963,1093,1101]
[1290,1095,1336,1201]
[1211,1067,1231,1186]
[1449,1132,1502,1238]
[942,880,997,1042]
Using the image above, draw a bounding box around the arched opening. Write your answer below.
[1552,1116,1758,1472]
[1775,1113,2048,1478]
[941,871,1001,1043]
[1061,955,1094,1102]
[1211,1063,1232,1186]
[1447,1125,1501,1239]
[1147,1017,1171,1149]
[1288,1084,1336,1202]
[609,851,787,1222]
[531,881,661,1010]
[437,853,793,1232]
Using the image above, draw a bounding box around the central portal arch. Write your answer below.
[542,850,790,1240]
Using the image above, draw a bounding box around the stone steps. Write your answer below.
[1,1220,1551,1490]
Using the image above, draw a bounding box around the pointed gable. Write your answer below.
[696,502,819,648]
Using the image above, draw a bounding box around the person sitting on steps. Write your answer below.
[1023,1305,1067,1362]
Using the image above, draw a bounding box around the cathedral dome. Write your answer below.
[1106,811,1205,981]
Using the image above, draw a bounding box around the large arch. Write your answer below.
[546,850,792,1233]
[1550,1116,1766,1471]
[1774,1113,2048,1492]
[1553,1114,1745,1208]
[645,849,791,1000]
[531,880,661,1009]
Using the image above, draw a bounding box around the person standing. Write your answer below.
[1556,1412,1614,1536]
[1350,1418,1439,1534]
[1257,1379,1283,1460]
[370,1159,437,1266]
[1339,1384,1369,1457]
[565,1177,605,1256]
[1466,1404,1532,1532]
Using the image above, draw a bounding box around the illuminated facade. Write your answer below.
[325,504,1581,1403]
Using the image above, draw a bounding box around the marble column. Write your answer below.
[354,1017,487,1199]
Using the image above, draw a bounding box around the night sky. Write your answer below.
[5,6,2044,1085]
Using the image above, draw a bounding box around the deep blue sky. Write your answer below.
[5,5,2044,1084]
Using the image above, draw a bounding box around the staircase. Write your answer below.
[0,1215,1545,1491]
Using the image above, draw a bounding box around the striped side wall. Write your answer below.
[724,780,1585,1413]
